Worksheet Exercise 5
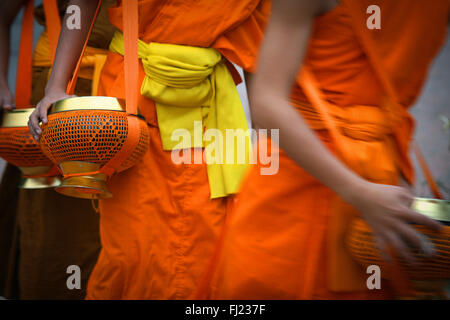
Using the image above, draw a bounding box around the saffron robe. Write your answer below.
[85,0,270,299]
[0,0,115,299]
[205,0,449,299]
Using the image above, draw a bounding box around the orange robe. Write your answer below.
[206,0,449,299]
[85,0,270,299]
[0,0,115,299]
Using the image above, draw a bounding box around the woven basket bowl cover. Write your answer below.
[0,126,53,168]
[40,110,149,172]
[346,218,450,281]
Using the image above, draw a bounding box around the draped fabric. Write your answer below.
[86,0,270,299]
[109,32,251,198]
[206,0,449,299]
[0,0,116,299]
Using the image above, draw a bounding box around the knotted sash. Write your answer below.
[110,32,251,198]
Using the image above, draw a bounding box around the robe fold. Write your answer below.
[206,0,449,299]
[85,0,270,299]
[0,0,115,299]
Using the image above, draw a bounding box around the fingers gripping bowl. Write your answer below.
[346,198,450,294]
[0,108,60,188]
[39,96,150,199]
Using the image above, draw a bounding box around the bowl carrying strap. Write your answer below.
[64,0,141,178]
[99,0,140,177]
[42,0,62,62]
[14,0,34,108]
[15,0,60,109]
[343,1,443,200]
[12,0,61,179]
[299,2,445,298]
[301,61,419,299]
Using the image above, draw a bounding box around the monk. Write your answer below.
[205,0,449,299]
[29,0,270,299]
[0,0,115,299]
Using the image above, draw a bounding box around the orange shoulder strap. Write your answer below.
[342,0,443,200]
[99,0,140,177]
[300,1,443,200]
[299,36,417,302]
[63,0,140,177]
[300,68,352,164]
[299,1,443,297]
[122,0,139,116]
[15,0,61,108]
[66,0,139,114]
[42,0,61,62]
[412,141,443,199]
[15,0,34,108]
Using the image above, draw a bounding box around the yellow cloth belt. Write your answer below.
[110,31,251,198]
[33,30,108,96]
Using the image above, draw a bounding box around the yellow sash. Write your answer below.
[110,31,251,198]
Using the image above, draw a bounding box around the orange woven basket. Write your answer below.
[346,198,450,289]
[35,0,149,199]
[0,108,60,188]
[0,1,59,189]
[36,0,149,199]
[39,96,149,199]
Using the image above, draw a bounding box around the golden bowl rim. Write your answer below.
[50,96,125,114]
[1,108,35,128]
[412,197,449,223]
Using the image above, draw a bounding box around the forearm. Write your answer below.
[45,0,100,93]
[249,0,442,262]
[250,0,363,203]
[252,92,364,203]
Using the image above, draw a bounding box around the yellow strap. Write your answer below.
[110,31,251,198]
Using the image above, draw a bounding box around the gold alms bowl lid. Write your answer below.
[50,96,124,113]
[412,197,450,223]
[1,108,35,128]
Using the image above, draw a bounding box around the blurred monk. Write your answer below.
[205,0,449,299]
[0,0,115,299]
[29,0,270,299]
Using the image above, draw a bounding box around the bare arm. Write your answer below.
[250,0,441,262]
[28,0,100,140]
[0,0,27,110]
